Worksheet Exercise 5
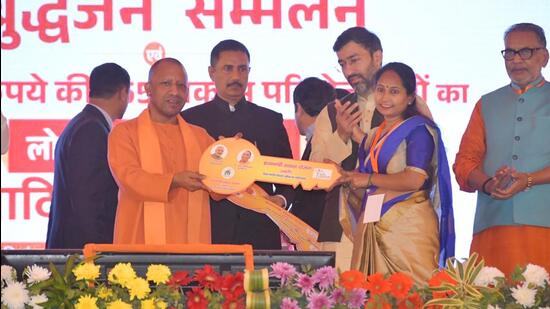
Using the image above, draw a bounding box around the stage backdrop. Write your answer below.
[1,0,549,259]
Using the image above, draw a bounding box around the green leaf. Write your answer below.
[424,297,464,306]
[466,259,484,285]
[63,254,80,282]
[463,253,483,283]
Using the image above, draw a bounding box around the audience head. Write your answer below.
[89,62,130,119]
[293,77,336,136]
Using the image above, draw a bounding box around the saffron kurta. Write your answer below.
[108,109,214,244]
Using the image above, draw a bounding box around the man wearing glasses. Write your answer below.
[454,23,550,274]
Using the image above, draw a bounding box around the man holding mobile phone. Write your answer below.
[309,27,433,270]
[454,23,550,275]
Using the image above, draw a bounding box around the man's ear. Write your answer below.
[295,102,304,115]
[373,50,383,69]
[208,66,215,81]
[119,86,129,102]
[144,82,151,96]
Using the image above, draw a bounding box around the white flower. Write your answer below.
[510,283,537,308]
[1,281,30,309]
[474,266,504,286]
[23,265,51,284]
[487,305,501,309]
[522,263,549,287]
[1,265,17,284]
[29,294,48,309]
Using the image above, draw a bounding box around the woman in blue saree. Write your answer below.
[339,62,455,284]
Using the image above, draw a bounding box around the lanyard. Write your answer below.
[368,120,402,173]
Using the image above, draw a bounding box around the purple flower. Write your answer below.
[270,262,297,286]
[296,273,315,295]
[307,291,334,309]
[347,288,367,308]
[311,266,337,290]
[280,297,300,309]
[330,287,346,304]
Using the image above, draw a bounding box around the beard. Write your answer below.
[347,63,377,96]
[351,78,372,96]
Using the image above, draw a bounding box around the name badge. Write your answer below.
[363,194,385,223]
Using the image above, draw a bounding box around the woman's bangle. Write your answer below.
[524,174,533,191]
[367,173,373,187]
[482,177,493,195]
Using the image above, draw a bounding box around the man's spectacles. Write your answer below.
[501,47,544,60]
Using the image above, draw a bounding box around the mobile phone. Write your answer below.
[497,174,515,190]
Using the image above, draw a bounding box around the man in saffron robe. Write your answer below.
[108,58,214,244]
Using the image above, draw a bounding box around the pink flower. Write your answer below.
[347,288,367,308]
[270,262,297,286]
[330,287,346,304]
[311,266,337,290]
[296,273,315,295]
[280,297,300,309]
[307,291,333,309]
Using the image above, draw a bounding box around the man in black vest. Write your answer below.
[182,40,294,249]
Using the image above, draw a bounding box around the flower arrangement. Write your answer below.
[1,253,549,309]
[424,253,550,308]
[269,263,423,308]
[1,255,245,309]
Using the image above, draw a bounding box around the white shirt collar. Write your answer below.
[88,104,113,130]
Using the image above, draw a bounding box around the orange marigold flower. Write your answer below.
[339,270,366,291]
[397,292,424,309]
[364,273,391,296]
[388,272,413,300]
[427,270,457,299]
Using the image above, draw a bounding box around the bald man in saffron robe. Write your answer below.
[108,58,214,244]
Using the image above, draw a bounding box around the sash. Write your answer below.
[357,115,455,266]
[137,109,207,244]
[228,185,321,251]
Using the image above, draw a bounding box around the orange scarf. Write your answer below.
[137,109,207,244]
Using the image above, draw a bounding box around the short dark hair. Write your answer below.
[374,62,419,119]
[293,77,336,116]
[148,57,185,82]
[210,39,250,66]
[333,27,383,54]
[504,23,546,47]
[89,63,130,99]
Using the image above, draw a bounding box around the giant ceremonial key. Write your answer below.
[199,137,341,194]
